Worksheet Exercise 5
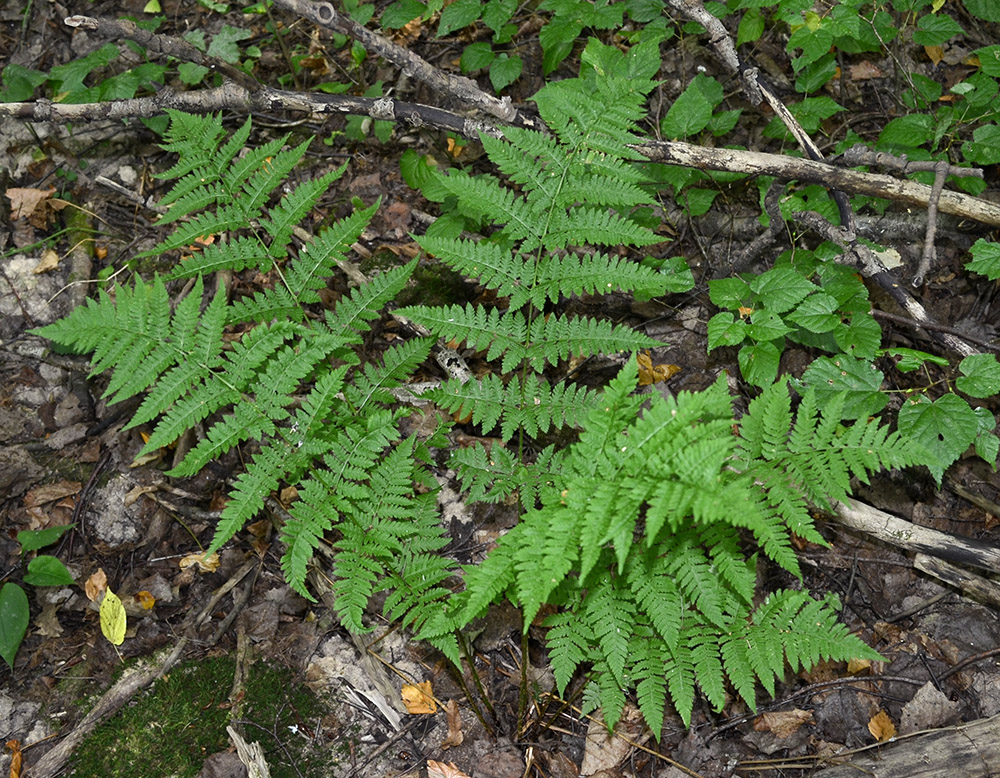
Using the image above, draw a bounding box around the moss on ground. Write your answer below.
[69,655,339,778]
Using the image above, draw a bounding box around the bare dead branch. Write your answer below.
[270,0,518,123]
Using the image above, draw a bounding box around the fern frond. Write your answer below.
[396,303,528,372]
[520,251,676,309]
[143,203,250,257]
[512,506,581,625]
[167,235,271,280]
[662,641,697,728]
[450,443,567,508]
[582,659,628,730]
[344,337,434,411]
[435,169,541,247]
[630,629,670,735]
[688,626,726,712]
[324,259,417,336]
[154,111,233,194]
[423,374,598,442]
[626,551,684,652]
[206,439,314,557]
[740,382,924,516]
[259,165,346,256]
[480,129,566,205]
[416,235,526,299]
[582,574,635,688]
[236,137,307,215]
[285,201,380,303]
[525,314,657,370]
[545,605,592,693]
[542,205,660,251]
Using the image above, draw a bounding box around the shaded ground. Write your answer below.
[4,1,1000,777]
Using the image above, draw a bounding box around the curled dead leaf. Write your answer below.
[426,761,470,778]
[753,709,813,738]
[441,699,464,749]
[6,738,22,778]
[33,249,61,274]
[84,568,108,603]
[637,351,681,386]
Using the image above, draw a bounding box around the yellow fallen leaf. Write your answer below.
[100,589,127,646]
[401,680,437,714]
[179,552,220,573]
[637,351,681,386]
[134,590,156,610]
[868,709,896,742]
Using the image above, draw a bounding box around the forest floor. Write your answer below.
[4,1,1000,777]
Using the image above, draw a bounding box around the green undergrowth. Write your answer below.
[21,0,1000,737]
[69,656,334,778]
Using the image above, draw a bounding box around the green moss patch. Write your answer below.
[69,655,336,778]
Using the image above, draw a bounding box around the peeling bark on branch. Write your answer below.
[633,140,1000,228]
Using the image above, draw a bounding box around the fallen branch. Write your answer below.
[633,140,1000,227]
[832,497,1000,574]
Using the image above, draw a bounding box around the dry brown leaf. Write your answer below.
[867,709,896,742]
[24,481,81,510]
[925,45,944,65]
[847,658,872,675]
[426,760,470,778]
[35,601,64,638]
[753,709,813,738]
[33,249,61,274]
[84,568,108,603]
[401,680,437,714]
[440,699,464,749]
[178,552,220,573]
[278,485,298,507]
[848,61,883,80]
[6,187,55,226]
[637,351,681,386]
[134,590,156,610]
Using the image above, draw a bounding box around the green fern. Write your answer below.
[33,112,456,635]
[30,55,934,741]
[445,356,922,730]
[396,69,693,454]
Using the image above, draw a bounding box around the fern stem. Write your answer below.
[516,628,530,738]
[454,631,497,736]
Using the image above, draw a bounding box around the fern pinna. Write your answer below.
[33,111,458,652]
[430,357,921,732]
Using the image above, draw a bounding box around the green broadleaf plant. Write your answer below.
[1,524,75,669]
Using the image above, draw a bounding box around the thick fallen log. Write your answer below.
[809,713,1000,778]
